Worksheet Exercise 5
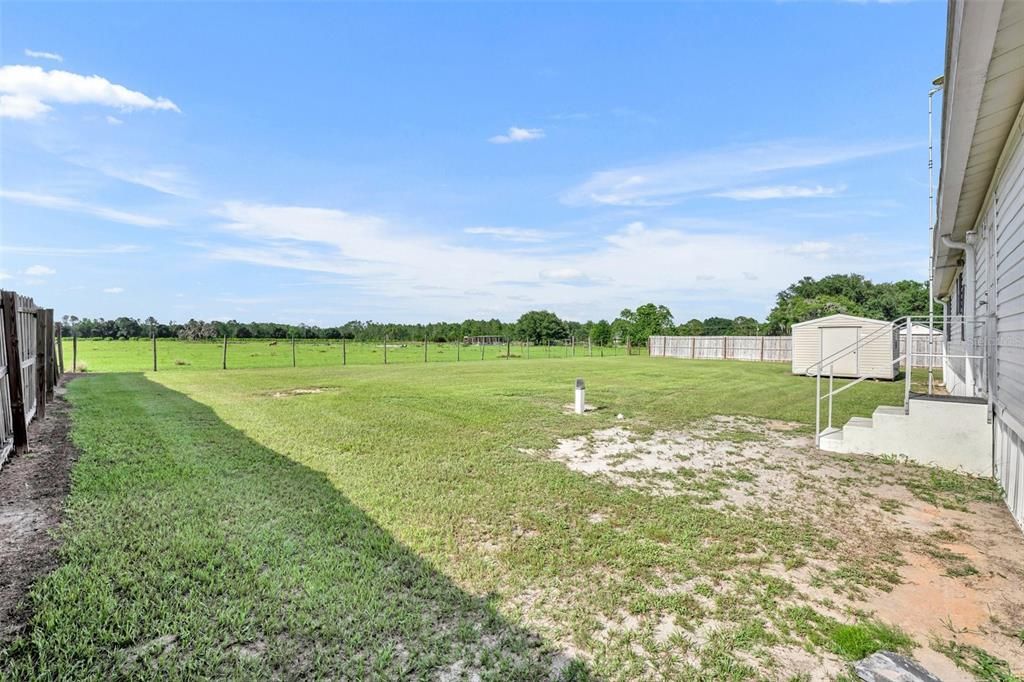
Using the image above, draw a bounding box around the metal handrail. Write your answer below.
[814,317,910,444]
[814,314,991,446]
[805,316,908,375]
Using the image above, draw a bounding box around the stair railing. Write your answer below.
[811,314,990,447]
[808,317,910,446]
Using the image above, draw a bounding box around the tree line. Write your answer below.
[60,274,935,345]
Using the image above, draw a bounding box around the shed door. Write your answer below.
[820,326,859,375]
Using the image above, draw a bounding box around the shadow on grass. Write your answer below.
[1,373,590,680]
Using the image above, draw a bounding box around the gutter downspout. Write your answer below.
[942,232,977,396]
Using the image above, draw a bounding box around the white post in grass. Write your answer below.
[575,377,585,415]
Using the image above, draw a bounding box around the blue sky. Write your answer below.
[1,2,944,325]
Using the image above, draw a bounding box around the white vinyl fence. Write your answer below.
[647,336,792,362]
[648,334,940,368]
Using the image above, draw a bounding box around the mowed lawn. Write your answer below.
[3,358,998,680]
[63,337,634,373]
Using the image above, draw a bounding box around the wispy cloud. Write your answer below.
[561,140,909,207]
[790,240,835,254]
[103,287,125,294]
[539,267,588,282]
[202,200,912,319]
[0,189,170,228]
[488,126,544,144]
[464,226,548,243]
[3,244,146,256]
[71,160,195,197]
[105,115,123,125]
[24,49,63,63]
[0,65,180,120]
[25,265,56,276]
[711,184,842,201]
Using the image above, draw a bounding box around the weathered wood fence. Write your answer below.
[648,336,793,362]
[649,334,939,368]
[0,291,61,469]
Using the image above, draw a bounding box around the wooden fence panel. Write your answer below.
[0,299,13,467]
[650,336,794,363]
[650,334,935,368]
[0,290,60,468]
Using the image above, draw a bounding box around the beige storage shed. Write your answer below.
[791,314,898,380]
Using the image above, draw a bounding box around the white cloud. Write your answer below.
[0,94,51,119]
[25,265,56,276]
[464,226,547,243]
[0,189,170,228]
[561,140,908,206]
[790,240,835,254]
[105,115,123,125]
[711,184,842,201]
[539,267,587,282]
[4,244,145,256]
[203,200,917,320]
[0,65,180,120]
[24,49,63,62]
[489,126,545,144]
[78,162,194,197]
[103,287,124,294]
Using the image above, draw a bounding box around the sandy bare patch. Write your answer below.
[269,387,329,398]
[545,416,812,501]
[534,416,1024,678]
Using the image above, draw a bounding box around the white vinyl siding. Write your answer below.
[995,132,1024,426]
[791,314,896,380]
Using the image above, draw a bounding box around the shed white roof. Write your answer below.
[791,313,890,329]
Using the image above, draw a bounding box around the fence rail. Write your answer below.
[0,290,61,470]
[648,335,793,362]
[649,334,941,368]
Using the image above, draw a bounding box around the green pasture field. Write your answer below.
[60,337,638,373]
[2,358,1005,680]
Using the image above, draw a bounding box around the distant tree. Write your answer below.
[617,303,673,345]
[677,318,704,336]
[590,319,613,346]
[515,310,567,343]
[730,316,760,335]
[764,274,936,334]
[701,316,733,336]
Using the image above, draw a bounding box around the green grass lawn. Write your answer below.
[61,337,637,373]
[2,358,994,680]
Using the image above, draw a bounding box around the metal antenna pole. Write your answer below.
[927,79,943,394]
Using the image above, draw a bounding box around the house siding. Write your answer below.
[947,106,1024,530]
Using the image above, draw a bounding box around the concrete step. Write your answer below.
[873,405,906,418]
[821,399,991,476]
[845,416,874,430]
[818,427,843,451]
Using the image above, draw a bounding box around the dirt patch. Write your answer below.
[538,416,1024,678]
[546,416,811,500]
[270,387,329,398]
[0,376,79,644]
